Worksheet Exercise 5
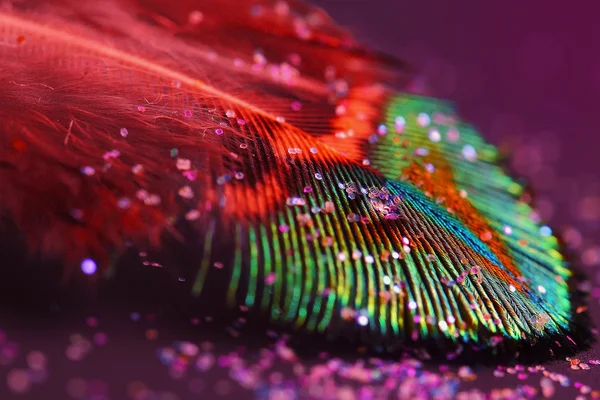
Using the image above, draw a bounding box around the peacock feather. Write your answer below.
[0,0,586,356]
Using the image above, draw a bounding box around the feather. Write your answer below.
[0,0,586,356]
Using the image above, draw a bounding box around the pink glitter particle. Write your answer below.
[93,333,108,346]
[265,273,277,286]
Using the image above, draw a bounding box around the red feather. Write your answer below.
[0,0,406,273]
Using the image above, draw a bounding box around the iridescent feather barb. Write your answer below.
[0,0,589,357]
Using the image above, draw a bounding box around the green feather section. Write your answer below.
[187,96,574,349]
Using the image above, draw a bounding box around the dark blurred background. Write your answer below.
[1,1,599,399]
[313,0,600,243]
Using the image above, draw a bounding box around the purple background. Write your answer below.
[313,0,600,237]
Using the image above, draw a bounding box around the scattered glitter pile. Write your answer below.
[1,314,600,399]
